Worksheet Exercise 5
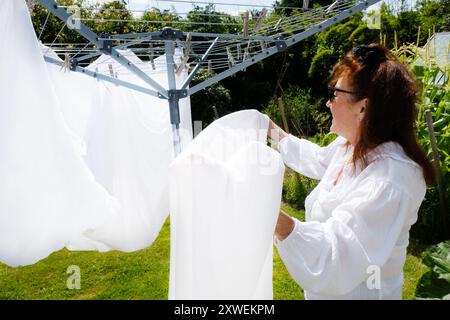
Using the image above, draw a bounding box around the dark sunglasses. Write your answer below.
[327,85,358,102]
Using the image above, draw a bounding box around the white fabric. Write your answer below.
[0,0,118,266]
[77,50,192,251]
[0,0,192,266]
[168,110,285,299]
[275,134,427,299]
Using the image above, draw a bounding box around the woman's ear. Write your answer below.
[356,99,368,123]
[360,98,368,113]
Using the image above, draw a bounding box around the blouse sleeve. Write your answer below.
[277,134,347,180]
[274,178,416,296]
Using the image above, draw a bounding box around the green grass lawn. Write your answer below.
[0,203,429,300]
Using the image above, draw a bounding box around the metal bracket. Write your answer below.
[158,89,188,100]
[274,35,287,52]
[99,34,113,54]
[159,28,184,41]
[164,89,188,125]
[69,58,78,71]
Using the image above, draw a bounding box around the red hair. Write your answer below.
[329,44,436,186]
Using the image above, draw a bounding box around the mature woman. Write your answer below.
[268,44,435,300]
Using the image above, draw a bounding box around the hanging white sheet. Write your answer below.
[0,0,118,266]
[0,0,193,266]
[168,110,285,299]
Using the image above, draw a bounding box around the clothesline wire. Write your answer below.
[43,38,265,50]
[69,49,266,68]
[73,42,91,57]
[100,62,253,75]
[69,1,354,39]
[71,48,271,72]
[76,17,242,26]
[143,0,312,10]
[38,11,50,40]
[44,22,67,55]
[59,6,247,19]
[83,63,248,76]
[255,1,353,35]
[45,38,278,70]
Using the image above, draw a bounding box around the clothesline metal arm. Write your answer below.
[43,56,160,98]
[76,33,167,62]
[188,40,285,96]
[188,0,381,96]
[181,37,219,90]
[38,0,169,98]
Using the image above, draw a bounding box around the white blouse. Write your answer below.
[274,134,427,300]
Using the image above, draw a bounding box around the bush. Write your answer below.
[262,86,329,138]
[190,69,232,127]
[310,132,338,147]
[282,168,318,210]
[415,240,450,299]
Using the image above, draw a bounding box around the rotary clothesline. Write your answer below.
[35,0,381,157]
[40,0,358,60]
[37,0,364,69]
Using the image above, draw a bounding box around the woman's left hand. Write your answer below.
[275,210,295,241]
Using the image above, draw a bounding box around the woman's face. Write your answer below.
[326,76,367,145]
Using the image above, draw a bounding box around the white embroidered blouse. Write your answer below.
[275,134,427,300]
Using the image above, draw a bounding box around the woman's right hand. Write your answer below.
[267,119,288,143]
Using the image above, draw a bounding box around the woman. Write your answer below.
[268,44,435,300]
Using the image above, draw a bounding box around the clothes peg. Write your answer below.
[25,0,37,14]
[242,47,250,72]
[254,8,267,33]
[212,106,219,120]
[108,64,115,78]
[275,18,283,33]
[226,47,236,67]
[260,41,267,51]
[208,60,212,74]
[149,43,156,70]
[326,0,340,14]
[176,32,191,76]
[242,11,249,40]
[60,53,71,73]
[303,0,310,10]
[254,10,268,51]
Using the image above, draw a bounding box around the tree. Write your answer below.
[91,1,137,36]
[273,0,334,15]
[31,0,91,45]
[307,13,379,87]
[418,0,450,33]
[141,7,181,32]
[185,4,240,34]
[190,70,232,127]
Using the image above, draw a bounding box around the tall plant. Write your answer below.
[393,41,450,242]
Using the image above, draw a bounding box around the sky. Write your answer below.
[84,0,415,18]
